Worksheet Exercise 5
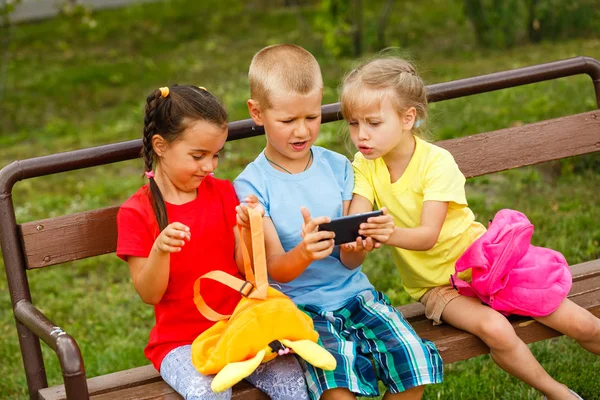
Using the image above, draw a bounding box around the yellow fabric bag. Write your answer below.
[191,208,336,393]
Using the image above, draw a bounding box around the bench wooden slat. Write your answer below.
[21,206,119,269]
[90,380,178,400]
[38,365,267,400]
[437,110,600,178]
[38,365,161,400]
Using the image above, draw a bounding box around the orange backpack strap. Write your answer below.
[245,208,268,299]
[193,270,255,321]
[194,208,269,320]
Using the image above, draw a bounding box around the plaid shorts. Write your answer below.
[298,289,443,399]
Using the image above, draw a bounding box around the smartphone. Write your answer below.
[318,210,384,245]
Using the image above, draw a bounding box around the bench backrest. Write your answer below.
[1,56,600,399]
[17,109,600,270]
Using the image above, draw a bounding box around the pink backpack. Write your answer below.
[451,209,572,317]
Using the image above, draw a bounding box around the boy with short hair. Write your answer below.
[234,44,442,400]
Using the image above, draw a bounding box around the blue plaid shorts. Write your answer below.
[298,289,443,399]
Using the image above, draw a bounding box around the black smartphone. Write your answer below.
[317,210,384,245]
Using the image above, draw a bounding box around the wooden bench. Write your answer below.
[1,56,600,400]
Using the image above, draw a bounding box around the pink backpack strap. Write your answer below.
[450,271,476,298]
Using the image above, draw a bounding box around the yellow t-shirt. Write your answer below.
[353,136,486,300]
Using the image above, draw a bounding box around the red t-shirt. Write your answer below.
[116,176,242,370]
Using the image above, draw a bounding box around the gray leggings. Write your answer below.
[160,345,309,400]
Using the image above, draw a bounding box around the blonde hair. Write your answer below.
[249,44,323,109]
[340,57,427,134]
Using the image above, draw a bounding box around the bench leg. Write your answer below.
[16,321,48,400]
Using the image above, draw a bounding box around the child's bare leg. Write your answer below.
[441,296,574,400]
[534,297,600,354]
[383,385,424,400]
[320,388,356,400]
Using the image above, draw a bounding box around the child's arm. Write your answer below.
[360,200,448,251]
[127,222,191,305]
[265,207,335,282]
[237,199,335,283]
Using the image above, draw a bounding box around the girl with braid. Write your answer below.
[116,85,308,400]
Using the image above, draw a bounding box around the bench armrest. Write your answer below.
[14,300,89,399]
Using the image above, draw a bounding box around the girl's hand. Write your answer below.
[358,207,395,244]
[299,206,335,261]
[153,222,191,253]
[340,236,380,253]
[236,194,266,228]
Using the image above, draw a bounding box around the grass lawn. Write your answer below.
[0,0,599,399]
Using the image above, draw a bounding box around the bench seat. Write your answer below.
[38,260,600,400]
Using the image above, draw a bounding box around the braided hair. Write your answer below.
[141,85,227,231]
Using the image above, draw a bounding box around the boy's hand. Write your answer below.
[299,206,335,261]
[236,194,266,228]
[153,222,191,253]
[358,207,395,244]
[340,236,380,253]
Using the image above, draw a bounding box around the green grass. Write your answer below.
[1,0,599,399]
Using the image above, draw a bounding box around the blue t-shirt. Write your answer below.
[234,146,373,310]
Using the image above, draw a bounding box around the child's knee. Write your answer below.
[477,315,517,349]
[569,314,600,342]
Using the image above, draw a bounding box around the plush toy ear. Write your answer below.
[211,349,266,393]
[281,339,336,371]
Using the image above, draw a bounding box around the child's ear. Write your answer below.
[247,99,264,126]
[152,134,167,156]
[403,107,417,130]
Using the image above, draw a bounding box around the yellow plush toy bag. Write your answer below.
[191,208,336,392]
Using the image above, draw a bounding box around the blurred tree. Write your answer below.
[464,0,600,49]
[463,0,525,48]
[313,0,396,57]
[530,0,600,42]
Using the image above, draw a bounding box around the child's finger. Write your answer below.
[353,236,364,251]
[159,243,184,253]
[307,238,335,252]
[236,205,249,220]
[363,237,375,251]
[359,237,369,251]
[306,230,334,243]
[305,241,335,258]
[244,194,259,204]
[362,218,393,228]
[169,222,190,232]
[166,227,190,240]
[304,216,331,233]
[340,243,355,251]
[236,216,250,228]
[163,236,186,247]
[312,246,335,259]
[300,206,312,224]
